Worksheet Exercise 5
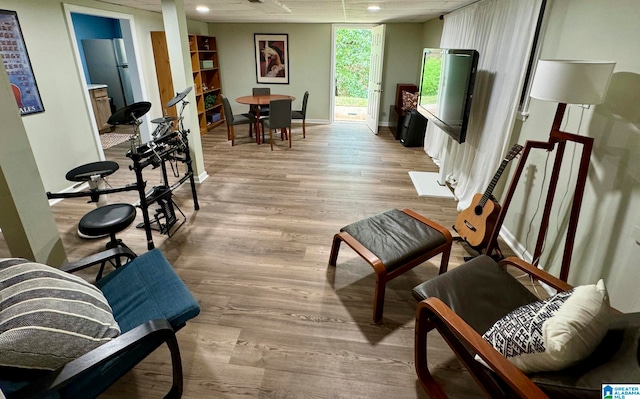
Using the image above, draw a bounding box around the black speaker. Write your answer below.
[400,109,428,147]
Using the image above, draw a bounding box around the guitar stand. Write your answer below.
[453,235,504,263]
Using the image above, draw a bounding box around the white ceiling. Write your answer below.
[98,0,475,24]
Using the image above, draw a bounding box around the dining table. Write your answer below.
[236,94,295,144]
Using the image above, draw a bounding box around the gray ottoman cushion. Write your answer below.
[341,209,447,273]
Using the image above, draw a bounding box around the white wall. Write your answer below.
[503,0,640,311]
[208,23,332,121]
[422,18,444,48]
[208,22,426,125]
[378,24,425,124]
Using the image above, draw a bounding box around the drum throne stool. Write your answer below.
[78,203,137,252]
[329,208,453,323]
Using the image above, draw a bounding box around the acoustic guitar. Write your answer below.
[454,144,523,248]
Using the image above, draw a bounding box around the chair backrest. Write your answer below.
[253,87,270,96]
[267,99,292,129]
[221,94,234,124]
[301,91,309,117]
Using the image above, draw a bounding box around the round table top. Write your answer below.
[235,94,295,105]
[66,161,119,182]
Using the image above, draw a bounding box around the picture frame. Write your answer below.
[0,9,45,116]
[254,33,289,84]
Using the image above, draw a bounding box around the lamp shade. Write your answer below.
[530,60,616,105]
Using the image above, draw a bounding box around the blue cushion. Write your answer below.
[96,249,200,332]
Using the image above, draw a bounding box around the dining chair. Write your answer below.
[251,87,271,117]
[260,98,292,151]
[221,94,256,146]
[291,91,309,138]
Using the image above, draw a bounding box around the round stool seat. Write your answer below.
[78,204,136,238]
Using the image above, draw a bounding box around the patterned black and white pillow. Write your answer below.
[481,280,610,373]
[0,258,120,371]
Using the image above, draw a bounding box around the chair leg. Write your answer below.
[439,244,451,275]
[269,128,274,151]
[302,119,306,138]
[415,311,449,399]
[288,127,292,148]
[230,125,235,146]
[373,275,387,324]
[165,329,184,399]
[226,124,231,141]
[328,234,343,266]
[258,122,263,145]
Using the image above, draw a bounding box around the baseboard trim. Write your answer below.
[498,226,532,263]
[195,171,209,184]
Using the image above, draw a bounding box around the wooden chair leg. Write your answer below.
[258,122,263,145]
[328,234,343,266]
[439,245,451,275]
[230,125,235,146]
[373,275,387,324]
[415,311,449,399]
[302,119,306,138]
[269,128,274,151]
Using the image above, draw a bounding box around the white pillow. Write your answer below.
[481,280,610,373]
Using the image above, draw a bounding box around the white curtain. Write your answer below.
[424,0,544,210]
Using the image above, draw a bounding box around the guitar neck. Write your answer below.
[479,159,509,206]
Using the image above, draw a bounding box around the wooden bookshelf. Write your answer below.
[151,32,225,135]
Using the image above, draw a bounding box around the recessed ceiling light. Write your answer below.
[367,5,381,11]
[196,5,210,13]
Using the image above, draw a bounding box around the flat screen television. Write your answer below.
[418,48,479,144]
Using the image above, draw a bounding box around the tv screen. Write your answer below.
[418,48,479,144]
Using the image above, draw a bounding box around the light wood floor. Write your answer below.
[0,123,499,398]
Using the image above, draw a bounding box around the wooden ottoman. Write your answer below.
[329,208,453,323]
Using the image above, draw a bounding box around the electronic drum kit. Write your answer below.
[103,87,200,249]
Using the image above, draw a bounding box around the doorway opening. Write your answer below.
[64,4,149,157]
[332,27,372,122]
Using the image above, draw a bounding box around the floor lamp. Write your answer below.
[486,59,615,281]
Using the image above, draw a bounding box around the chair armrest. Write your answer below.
[499,257,573,292]
[60,247,137,277]
[9,319,181,399]
[416,298,549,398]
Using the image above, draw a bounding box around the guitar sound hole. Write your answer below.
[474,205,483,216]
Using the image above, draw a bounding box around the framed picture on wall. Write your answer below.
[254,33,289,84]
[0,9,45,116]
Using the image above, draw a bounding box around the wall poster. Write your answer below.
[0,9,44,115]
[254,33,289,84]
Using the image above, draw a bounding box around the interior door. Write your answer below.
[365,24,385,134]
